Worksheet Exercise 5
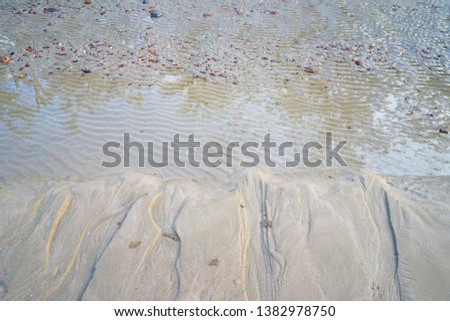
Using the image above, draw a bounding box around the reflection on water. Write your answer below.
[0,0,449,178]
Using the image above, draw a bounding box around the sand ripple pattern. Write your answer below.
[0,0,448,178]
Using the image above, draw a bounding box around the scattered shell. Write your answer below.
[150,12,162,18]
[439,127,448,134]
[2,56,11,64]
[208,258,219,266]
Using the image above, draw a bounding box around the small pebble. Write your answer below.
[150,12,162,18]
[44,8,59,13]
[128,241,142,249]
[304,66,316,73]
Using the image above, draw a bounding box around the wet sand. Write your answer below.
[1,170,450,300]
[0,0,449,300]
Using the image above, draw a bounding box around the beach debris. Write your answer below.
[128,241,142,249]
[43,8,59,13]
[439,127,448,134]
[162,232,180,242]
[208,258,219,266]
[119,63,125,68]
[304,66,317,74]
[260,219,273,228]
[2,56,11,64]
[143,0,148,4]
[5,4,441,89]
[19,73,26,78]
[81,69,92,73]
[84,0,91,4]
[240,204,245,208]
[100,11,106,15]
[392,4,401,11]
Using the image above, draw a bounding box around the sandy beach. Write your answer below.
[1,170,450,300]
[0,0,449,300]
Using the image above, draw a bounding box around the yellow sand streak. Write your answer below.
[29,196,44,224]
[44,189,116,299]
[43,220,91,300]
[45,194,72,268]
[137,193,162,270]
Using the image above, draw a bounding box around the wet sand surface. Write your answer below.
[0,0,449,300]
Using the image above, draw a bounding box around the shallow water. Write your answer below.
[0,0,448,178]
[1,1,450,301]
